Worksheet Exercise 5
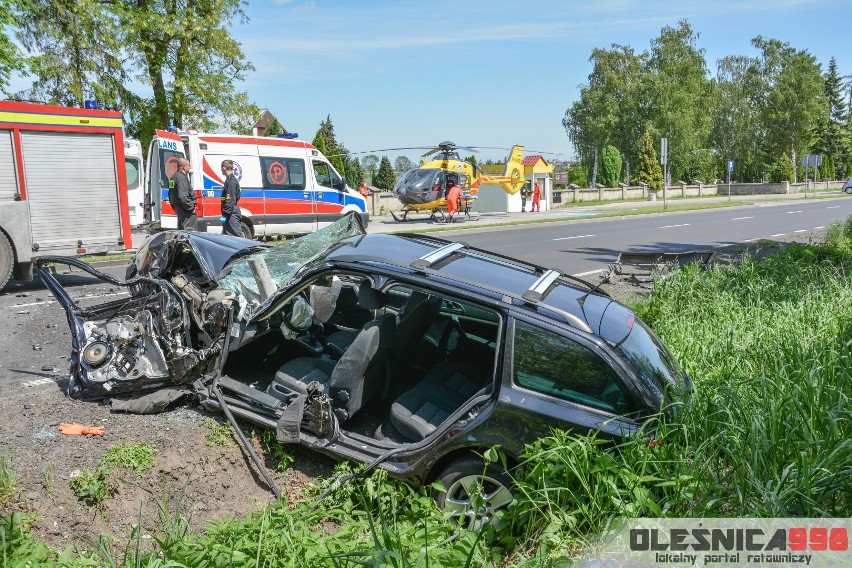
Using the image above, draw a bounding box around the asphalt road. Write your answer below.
[445,196,852,276]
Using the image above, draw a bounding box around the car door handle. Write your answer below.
[317,192,323,198]
[303,192,309,198]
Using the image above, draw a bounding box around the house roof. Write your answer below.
[522,155,549,166]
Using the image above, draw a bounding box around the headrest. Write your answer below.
[358,284,387,310]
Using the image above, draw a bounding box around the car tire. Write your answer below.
[434,457,514,530]
[845,186,852,195]
[240,222,253,240]
[0,231,14,291]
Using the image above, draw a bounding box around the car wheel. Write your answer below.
[0,231,14,290]
[845,186,852,195]
[434,457,514,530]
[240,222,253,240]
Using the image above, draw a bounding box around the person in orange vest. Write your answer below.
[359,181,370,197]
[445,178,462,223]
[532,180,542,212]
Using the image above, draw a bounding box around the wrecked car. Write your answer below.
[35,213,690,527]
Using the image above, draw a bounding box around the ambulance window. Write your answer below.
[125,157,141,190]
[313,161,332,188]
[260,157,305,190]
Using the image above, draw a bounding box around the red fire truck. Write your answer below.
[0,101,133,289]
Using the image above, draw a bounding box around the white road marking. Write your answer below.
[827,206,839,209]
[659,223,691,229]
[572,268,605,277]
[731,216,753,220]
[744,238,762,242]
[771,233,785,237]
[814,226,824,230]
[553,234,595,241]
[794,230,808,233]
[787,210,802,214]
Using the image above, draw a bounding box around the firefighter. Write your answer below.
[219,160,243,237]
[169,158,197,230]
[532,180,542,212]
[445,178,462,223]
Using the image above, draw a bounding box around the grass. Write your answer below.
[203,418,234,446]
[70,443,158,508]
[2,215,851,566]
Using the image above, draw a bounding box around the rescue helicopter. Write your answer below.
[390,142,527,222]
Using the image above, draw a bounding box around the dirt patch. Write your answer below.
[0,227,828,552]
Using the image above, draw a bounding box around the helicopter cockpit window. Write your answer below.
[394,168,442,195]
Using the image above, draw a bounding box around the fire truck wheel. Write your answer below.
[240,222,253,240]
[0,231,14,290]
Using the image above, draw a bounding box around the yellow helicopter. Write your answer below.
[390,142,527,222]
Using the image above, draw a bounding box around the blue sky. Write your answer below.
[236,0,850,164]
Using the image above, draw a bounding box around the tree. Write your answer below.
[265,116,284,137]
[15,0,259,147]
[361,155,379,182]
[634,130,663,190]
[751,36,826,183]
[712,55,763,182]
[374,156,396,191]
[599,145,622,187]
[313,115,347,176]
[0,0,28,94]
[349,159,365,187]
[769,150,794,182]
[817,57,849,178]
[645,20,713,184]
[394,155,413,172]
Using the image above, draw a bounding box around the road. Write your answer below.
[444,196,852,276]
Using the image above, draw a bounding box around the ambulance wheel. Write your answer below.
[0,232,14,290]
[240,222,253,240]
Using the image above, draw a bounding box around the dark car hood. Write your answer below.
[130,231,266,284]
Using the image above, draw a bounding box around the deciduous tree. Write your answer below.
[394,155,413,172]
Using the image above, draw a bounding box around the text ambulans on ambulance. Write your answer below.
[145,130,369,238]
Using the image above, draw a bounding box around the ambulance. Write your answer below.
[0,100,133,290]
[145,130,369,238]
[123,137,147,227]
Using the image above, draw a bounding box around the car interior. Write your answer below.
[222,271,502,443]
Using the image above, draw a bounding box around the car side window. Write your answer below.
[313,160,334,189]
[260,157,305,190]
[513,320,635,415]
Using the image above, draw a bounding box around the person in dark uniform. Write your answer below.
[220,159,243,237]
[169,158,197,230]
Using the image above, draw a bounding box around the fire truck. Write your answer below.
[0,101,133,289]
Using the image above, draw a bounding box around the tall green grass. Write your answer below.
[501,217,852,562]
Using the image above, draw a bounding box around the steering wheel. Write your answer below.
[437,317,465,360]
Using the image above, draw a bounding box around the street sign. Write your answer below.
[800,154,822,168]
[660,138,668,165]
[727,160,734,173]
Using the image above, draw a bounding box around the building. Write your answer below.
[476,155,554,213]
[251,109,287,137]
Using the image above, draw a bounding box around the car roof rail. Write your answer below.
[410,241,465,270]
[522,269,561,302]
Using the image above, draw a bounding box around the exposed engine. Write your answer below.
[81,310,170,384]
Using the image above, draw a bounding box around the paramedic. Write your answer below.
[220,160,243,237]
[446,178,462,223]
[532,180,542,212]
[169,158,197,230]
[359,181,370,197]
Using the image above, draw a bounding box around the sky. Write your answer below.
[8,0,849,164]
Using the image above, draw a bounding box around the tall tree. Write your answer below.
[14,0,260,147]
[817,57,849,177]
[645,20,713,183]
[712,55,762,182]
[265,116,284,137]
[374,156,396,191]
[751,36,826,182]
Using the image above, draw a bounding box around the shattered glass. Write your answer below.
[218,214,366,318]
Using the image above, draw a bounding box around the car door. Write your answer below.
[260,155,316,235]
[489,314,643,455]
[312,159,346,229]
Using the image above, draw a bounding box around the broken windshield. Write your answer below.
[217,213,366,317]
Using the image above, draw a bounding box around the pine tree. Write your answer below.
[769,150,794,182]
[265,117,284,137]
[313,115,346,176]
[634,130,663,190]
[818,58,848,178]
[374,156,396,191]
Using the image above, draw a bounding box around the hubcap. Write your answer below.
[443,473,513,530]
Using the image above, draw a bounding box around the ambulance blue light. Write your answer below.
[277,133,299,139]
